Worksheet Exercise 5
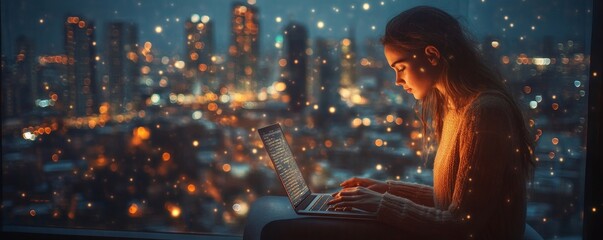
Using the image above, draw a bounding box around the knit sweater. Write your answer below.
[377,92,528,239]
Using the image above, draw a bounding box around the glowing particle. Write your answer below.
[171,207,181,217]
[187,184,196,192]
[375,164,383,170]
[324,140,333,148]
[275,17,282,23]
[491,41,499,48]
[574,81,581,87]
[363,3,370,10]
[233,203,241,211]
[317,21,325,29]
[155,26,163,33]
[362,118,371,126]
[222,163,231,172]
[174,61,185,69]
[191,14,200,23]
[162,152,171,161]
[129,203,139,215]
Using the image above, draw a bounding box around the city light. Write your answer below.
[191,14,200,23]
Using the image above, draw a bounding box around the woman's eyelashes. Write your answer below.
[395,65,405,73]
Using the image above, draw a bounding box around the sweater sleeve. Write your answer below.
[376,97,516,239]
[385,180,435,207]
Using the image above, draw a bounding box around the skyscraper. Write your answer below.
[340,28,357,89]
[1,55,15,119]
[107,22,139,115]
[315,38,341,128]
[228,2,259,94]
[185,16,215,94]
[13,35,36,116]
[65,16,97,117]
[36,55,68,112]
[283,22,308,112]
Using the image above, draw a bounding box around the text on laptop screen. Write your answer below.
[260,126,310,207]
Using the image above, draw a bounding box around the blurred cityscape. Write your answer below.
[1,0,591,238]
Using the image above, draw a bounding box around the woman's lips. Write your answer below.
[405,88,412,93]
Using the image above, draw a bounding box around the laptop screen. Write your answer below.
[258,124,311,207]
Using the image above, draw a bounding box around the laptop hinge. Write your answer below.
[297,194,315,210]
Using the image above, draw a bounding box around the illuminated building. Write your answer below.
[315,38,341,128]
[228,2,259,93]
[283,22,308,112]
[36,55,68,112]
[361,38,387,90]
[1,56,15,119]
[184,16,215,94]
[340,28,356,88]
[11,35,36,116]
[107,22,139,115]
[65,16,98,117]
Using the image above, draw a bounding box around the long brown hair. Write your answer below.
[381,6,534,176]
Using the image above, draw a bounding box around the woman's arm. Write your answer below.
[385,180,435,207]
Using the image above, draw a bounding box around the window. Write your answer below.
[1,0,593,238]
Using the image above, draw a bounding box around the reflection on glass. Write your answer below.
[1,0,592,238]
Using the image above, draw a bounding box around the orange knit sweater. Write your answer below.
[377,93,528,239]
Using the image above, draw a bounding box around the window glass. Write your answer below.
[1,0,591,238]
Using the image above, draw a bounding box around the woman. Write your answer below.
[327,6,535,239]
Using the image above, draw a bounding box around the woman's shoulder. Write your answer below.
[463,91,515,118]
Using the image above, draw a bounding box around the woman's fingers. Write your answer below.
[328,201,357,210]
[327,188,382,213]
[341,177,373,187]
[327,194,359,205]
[340,177,360,187]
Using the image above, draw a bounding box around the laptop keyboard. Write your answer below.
[310,195,334,211]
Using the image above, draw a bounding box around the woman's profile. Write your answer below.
[327,6,535,239]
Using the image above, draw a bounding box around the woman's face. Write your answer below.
[383,44,440,100]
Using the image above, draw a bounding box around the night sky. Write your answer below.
[1,0,593,59]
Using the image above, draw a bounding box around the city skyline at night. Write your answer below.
[1,0,594,238]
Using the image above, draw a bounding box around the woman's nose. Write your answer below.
[395,73,405,86]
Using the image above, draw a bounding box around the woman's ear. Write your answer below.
[424,45,441,66]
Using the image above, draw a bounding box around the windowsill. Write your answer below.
[2,225,242,240]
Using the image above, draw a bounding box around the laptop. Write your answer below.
[258,123,376,219]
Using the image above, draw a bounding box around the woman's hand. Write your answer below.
[339,177,388,194]
[327,186,383,213]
